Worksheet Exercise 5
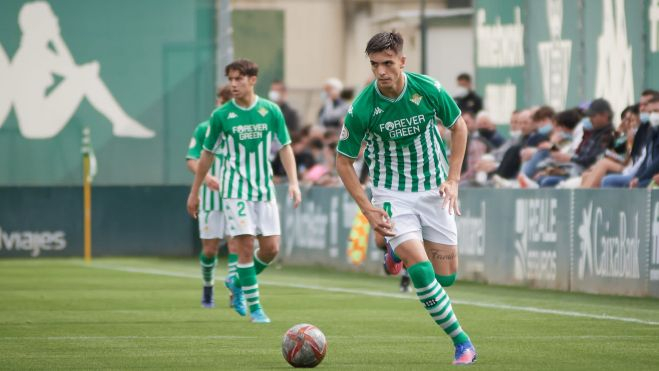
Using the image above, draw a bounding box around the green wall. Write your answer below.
[474,0,658,122]
[0,0,216,186]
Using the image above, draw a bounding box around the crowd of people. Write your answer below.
[263,73,659,191]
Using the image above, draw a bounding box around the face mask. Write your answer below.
[559,132,573,141]
[650,112,659,128]
[268,90,281,103]
[640,112,650,124]
[581,117,593,130]
[537,122,552,136]
[478,128,494,137]
[454,86,468,98]
[509,130,522,140]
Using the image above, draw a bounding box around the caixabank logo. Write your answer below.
[577,203,640,280]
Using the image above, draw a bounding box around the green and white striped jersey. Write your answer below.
[203,96,291,201]
[187,120,224,212]
[337,72,461,192]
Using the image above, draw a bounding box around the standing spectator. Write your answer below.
[453,73,482,114]
[318,77,349,130]
[268,80,300,135]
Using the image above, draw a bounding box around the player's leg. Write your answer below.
[376,230,409,291]
[224,237,239,307]
[251,199,282,275]
[199,238,220,308]
[197,210,223,307]
[417,191,476,364]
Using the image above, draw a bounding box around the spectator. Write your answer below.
[492,109,535,180]
[461,110,490,185]
[473,110,522,178]
[536,98,614,187]
[475,110,505,148]
[581,104,640,188]
[453,73,482,113]
[318,78,349,130]
[630,95,659,188]
[519,106,556,163]
[271,132,315,183]
[268,80,300,135]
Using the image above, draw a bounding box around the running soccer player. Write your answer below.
[187,59,301,324]
[336,31,476,365]
[186,85,240,308]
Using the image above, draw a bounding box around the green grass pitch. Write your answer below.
[1,258,658,370]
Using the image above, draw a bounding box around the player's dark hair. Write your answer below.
[225,59,259,77]
[457,73,471,82]
[365,31,404,55]
[641,89,659,98]
[216,84,232,102]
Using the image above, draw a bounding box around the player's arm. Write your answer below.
[186,125,219,191]
[186,159,219,191]
[431,80,466,216]
[187,114,222,218]
[336,111,394,236]
[278,144,301,208]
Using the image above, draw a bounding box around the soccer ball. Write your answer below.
[281,323,327,368]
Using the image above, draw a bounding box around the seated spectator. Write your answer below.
[518,108,581,187]
[272,132,315,183]
[519,106,555,163]
[475,111,505,149]
[630,95,659,188]
[461,110,491,185]
[581,104,640,188]
[473,110,521,181]
[535,98,614,187]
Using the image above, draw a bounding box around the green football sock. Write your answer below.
[253,248,269,275]
[237,262,261,313]
[199,252,217,287]
[227,253,238,280]
[408,261,470,345]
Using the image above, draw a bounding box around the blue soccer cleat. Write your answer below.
[452,341,477,365]
[224,277,246,316]
[201,285,215,308]
[383,242,403,275]
[250,308,271,323]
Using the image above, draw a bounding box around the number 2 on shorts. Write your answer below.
[237,201,246,217]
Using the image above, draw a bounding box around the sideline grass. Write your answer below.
[1,258,658,370]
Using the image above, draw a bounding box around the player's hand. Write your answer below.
[288,183,301,208]
[363,206,395,237]
[186,192,199,218]
[204,175,220,191]
[439,179,461,216]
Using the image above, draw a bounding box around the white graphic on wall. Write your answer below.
[651,202,659,281]
[594,0,634,124]
[0,1,154,139]
[513,199,558,282]
[538,0,572,111]
[484,80,516,124]
[577,203,640,280]
[651,0,659,53]
[476,6,525,67]
[0,226,66,257]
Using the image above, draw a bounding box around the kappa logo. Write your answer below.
[188,137,196,149]
[339,125,349,141]
[258,107,268,117]
[348,105,353,116]
[410,93,423,106]
[227,112,238,119]
[373,107,383,117]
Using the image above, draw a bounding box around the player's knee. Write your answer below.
[435,273,457,287]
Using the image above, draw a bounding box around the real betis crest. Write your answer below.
[258,107,268,117]
[410,93,423,106]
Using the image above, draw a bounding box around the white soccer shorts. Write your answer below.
[198,210,227,240]
[223,198,281,237]
[371,187,458,250]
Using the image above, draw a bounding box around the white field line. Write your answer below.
[0,335,655,341]
[86,263,659,326]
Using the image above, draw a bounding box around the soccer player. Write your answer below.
[336,32,476,365]
[187,59,301,324]
[186,85,239,308]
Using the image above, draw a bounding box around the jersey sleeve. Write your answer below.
[202,111,223,153]
[273,105,291,147]
[430,81,462,129]
[186,124,205,160]
[337,106,367,158]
